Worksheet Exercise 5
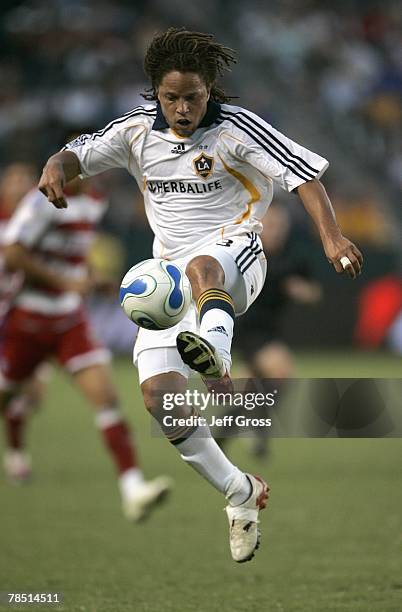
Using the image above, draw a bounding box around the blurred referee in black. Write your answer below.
[217,202,322,457]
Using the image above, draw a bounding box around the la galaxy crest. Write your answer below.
[193,152,214,179]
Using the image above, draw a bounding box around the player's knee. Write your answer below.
[141,373,186,416]
[141,380,163,414]
[186,255,224,296]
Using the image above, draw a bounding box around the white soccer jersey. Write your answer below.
[3,188,107,315]
[65,102,328,260]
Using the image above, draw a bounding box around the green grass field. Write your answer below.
[1,352,401,612]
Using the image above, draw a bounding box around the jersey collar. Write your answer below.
[152,101,221,131]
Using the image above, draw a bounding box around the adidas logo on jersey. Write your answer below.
[171,143,186,154]
[207,326,228,336]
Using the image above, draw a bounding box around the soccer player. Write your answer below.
[0,171,171,520]
[0,163,37,322]
[37,28,363,562]
[0,162,49,481]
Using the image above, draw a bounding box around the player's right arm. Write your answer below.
[38,151,81,209]
[39,108,151,209]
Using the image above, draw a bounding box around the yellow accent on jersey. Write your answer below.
[170,129,188,140]
[218,154,261,224]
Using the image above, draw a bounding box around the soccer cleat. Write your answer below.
[3,449,32,483]
[122,476,172,522]
[176,331,226,378]
[225,474,269,563]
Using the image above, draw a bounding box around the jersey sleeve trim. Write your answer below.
[63,106,156,151]
[218,108,323,183]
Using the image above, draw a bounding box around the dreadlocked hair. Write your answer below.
[142,28,237,103]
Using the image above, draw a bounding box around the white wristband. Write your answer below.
[340,256,352,269]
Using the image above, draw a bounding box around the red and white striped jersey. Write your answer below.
[0,209,24,324]
[3,188,108,315]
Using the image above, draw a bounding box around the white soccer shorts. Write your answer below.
[134,233,267,384]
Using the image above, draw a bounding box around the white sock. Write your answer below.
[94,406,123,429]
[199,308,234,369]
[226,472,252,506]
[118,468,144,498]
[175,428,250,503]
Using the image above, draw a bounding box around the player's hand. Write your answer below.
[38,160,68,209]
[322,234,363,279]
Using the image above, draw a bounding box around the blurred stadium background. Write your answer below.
[1,0,401,353]
[1,1,401,611]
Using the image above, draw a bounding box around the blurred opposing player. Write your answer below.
[0,163,36,322]
[37,29,362,562]
[0,163,50,481]
[0,171,171,520]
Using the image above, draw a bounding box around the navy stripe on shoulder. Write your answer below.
[223,109,319,175]
[123,105,157,116]
[64,108,157,149]
[91,107,156,142]
[218,111,316,182]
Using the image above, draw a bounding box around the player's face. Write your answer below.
[157,71,210,137]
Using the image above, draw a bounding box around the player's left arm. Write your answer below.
[222,110,361,278]
[296,178,363,279]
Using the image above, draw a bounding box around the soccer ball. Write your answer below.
[119,259,192,330]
